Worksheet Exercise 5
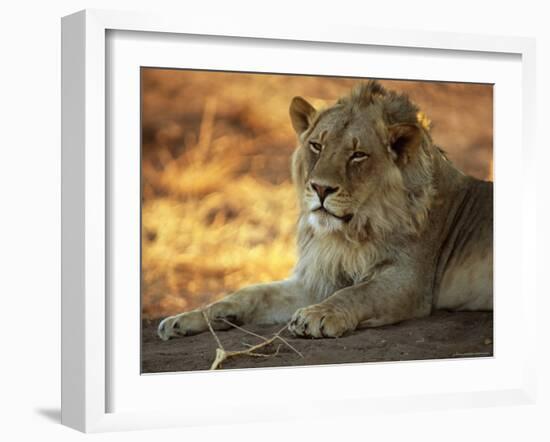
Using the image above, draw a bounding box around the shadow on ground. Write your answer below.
[141,311,493,373]
[35,408,61,423]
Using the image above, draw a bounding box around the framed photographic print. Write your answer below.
[141,69,495,373]
[61,9,537,432]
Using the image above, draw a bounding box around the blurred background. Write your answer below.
[141,69,493,319]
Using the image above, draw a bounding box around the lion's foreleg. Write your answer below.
[289,267,430,338]
[158,278,311,340]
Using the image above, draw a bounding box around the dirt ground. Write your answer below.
[141,311,493,373]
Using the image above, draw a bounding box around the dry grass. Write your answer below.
[141,69,493,319]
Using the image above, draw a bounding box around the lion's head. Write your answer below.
[289,81,436,242]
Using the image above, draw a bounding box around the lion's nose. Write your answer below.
[311,182,339,203]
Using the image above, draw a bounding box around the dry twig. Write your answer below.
[201,310,303,369]
[221,318,304,358]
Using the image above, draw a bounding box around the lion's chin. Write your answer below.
[308,211,345,234]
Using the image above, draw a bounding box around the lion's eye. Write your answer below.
[350,151,369,162]
[309,141,322,154]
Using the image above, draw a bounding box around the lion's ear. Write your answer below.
[388,123,422,166]
[289,97,316,135]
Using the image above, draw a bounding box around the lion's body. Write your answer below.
[431,177,493,311]
[158,81,493,341]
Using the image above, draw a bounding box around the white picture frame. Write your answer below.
[61,9,537,433]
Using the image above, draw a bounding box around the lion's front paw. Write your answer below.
[157,301,244,341]
[157,310,206,341]
[289,303,356,338]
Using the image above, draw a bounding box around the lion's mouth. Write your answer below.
[313,206,353,223]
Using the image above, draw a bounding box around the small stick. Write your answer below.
[220,318,269,342]
[246,345,282,358]
[201,309,225,350]
[211,348,226,370]
[202,313,300,369]
[221,318,303,358]
[210,335,278,369]
[275,335,304,358]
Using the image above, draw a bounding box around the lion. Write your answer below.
[157,80,493,341]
